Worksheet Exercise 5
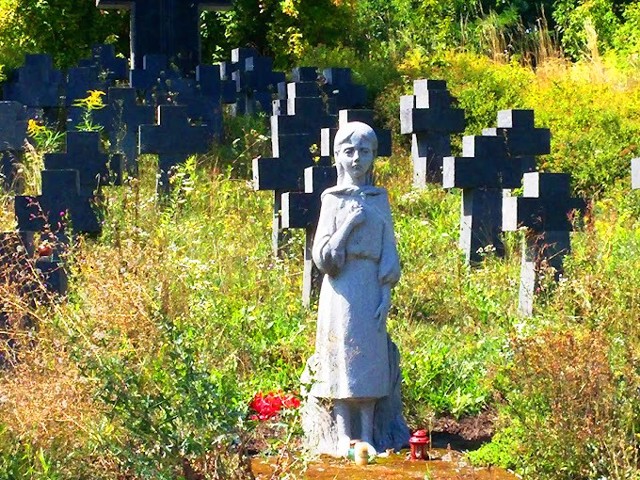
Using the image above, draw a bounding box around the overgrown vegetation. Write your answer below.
[1,0,640,479]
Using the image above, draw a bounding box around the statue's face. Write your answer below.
[336,134,374,184]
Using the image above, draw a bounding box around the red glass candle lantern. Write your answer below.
[38,242,53,257]
[409,429,429,460]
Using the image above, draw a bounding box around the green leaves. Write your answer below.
[0,0,127,69]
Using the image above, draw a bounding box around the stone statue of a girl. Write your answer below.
[301,121,409,457]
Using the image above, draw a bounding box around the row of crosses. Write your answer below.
[0,0,237,318]
[0,0,603,321]
[252,66,379,306]
[401,80,586,316]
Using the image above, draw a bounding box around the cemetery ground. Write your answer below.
[1,52,640,479]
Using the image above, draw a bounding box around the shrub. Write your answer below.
[0,0,127,69]
[477,326,640,479]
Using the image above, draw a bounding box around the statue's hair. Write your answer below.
[333,121,378,186]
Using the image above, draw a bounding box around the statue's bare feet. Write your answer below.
[360,441,377,457]
[337,434,351,457]
[334,400,352,457]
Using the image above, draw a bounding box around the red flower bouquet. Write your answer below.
[249,390,301,421]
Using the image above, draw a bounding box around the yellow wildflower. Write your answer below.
[87,90,106,109]
[73,90,106,110]
[27,118,45,135]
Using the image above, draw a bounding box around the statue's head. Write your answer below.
[333,121,378,186]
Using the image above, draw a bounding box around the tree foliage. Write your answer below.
[0,0,127,70]
[2,0,640,73]
[201,0,351,66]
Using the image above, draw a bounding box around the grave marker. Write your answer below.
[139,105,210,193]
[503,172,585,316]
[2,54,65,110]
[14,169,88,295]
[253,77,336,257]
[632,158,640,189]
[15,169,100,236]
[68,87,155,174]
[321,68,367,111]
[130,54,184,97]
[96,0,233,75]
[0,101,28,189]
[44,131,123,195]
[196,63,236,104]
[220,47,258,84]
[273,67,317,115]
[78,43,129,83]
[230,52,286,115]
[443,136,533,264]
[400,79,465,185]
[131,55,225,140]
[442,109,546,264]
[483,109,550,172]
[65,66,108,106]
[292,67,319,82]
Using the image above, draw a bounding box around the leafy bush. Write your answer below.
[201,0,352,66]
[0,0,127,69]
[399,324,503,423]
[491,327,640,479]
[0,424,61,480]
[612,2,640,59]
[552,0,622,59]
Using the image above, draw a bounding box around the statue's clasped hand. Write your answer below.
[346,203,366,227]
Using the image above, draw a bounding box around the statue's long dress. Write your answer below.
[311,185,400,400]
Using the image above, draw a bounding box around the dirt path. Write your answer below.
[252,448,517,479]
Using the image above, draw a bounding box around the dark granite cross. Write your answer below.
[483,109,550,169]
[400,79,465,186]
[196,64,236,104]
[31,132,122,234]
[0,101,28,189]
[320,68,367,112]
[131,54,226,140]
[13,130,110,236]
[253,76,336,257]
[632,158,640,189]
[503,172,585,316]
[2,54,65,111]
[273,67,319,115]
[44,131,123,196]
[130,54,178,94]
[443,132,535,264]
[65,66,108,107]
[139,105,210,193]
[67,87,155,175]
[78,43,129,83]
[96,0,233,75]
[13,169,86,292]
[15,169,101,236]
[230,52,285,115]
[219,47,258,85]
